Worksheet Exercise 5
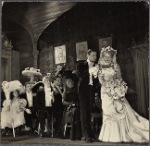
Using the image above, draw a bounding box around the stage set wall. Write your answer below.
[38,2,148,92]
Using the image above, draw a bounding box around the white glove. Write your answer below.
[25,108,32,114]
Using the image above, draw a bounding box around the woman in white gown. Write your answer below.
[98,46,149,143]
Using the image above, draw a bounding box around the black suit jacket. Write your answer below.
[77,61,99,91]
[35,91,46,111]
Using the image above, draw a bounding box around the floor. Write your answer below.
[1,134,149,145]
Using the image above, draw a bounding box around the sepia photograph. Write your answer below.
[76,41,88,61]
[54,45,66,64]
[1,1,149,145]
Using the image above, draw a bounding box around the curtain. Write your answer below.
[132,50,149,118]
[1,58,6,82]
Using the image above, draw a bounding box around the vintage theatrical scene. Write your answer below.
[1,1,149,145]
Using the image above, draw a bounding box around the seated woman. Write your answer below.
[61,74,81,140]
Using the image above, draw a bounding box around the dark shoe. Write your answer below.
[76,137,81,140]
[40,133,44,138]
[85,137,93,143]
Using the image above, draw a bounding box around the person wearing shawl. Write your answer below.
[32,76,54,137]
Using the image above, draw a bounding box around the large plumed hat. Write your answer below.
[22,67,42,77]
[2,80,25,94]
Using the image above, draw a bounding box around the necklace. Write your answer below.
[102,65,111,68]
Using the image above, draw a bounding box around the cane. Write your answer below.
[10,102,15,137]
[51,107,53,137]
[12,122,15,137]
[11,113,15,137]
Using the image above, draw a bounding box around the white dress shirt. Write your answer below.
[44,86,54,107]
[87,59,98,85]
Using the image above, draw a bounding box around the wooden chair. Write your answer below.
[64,123,72,137]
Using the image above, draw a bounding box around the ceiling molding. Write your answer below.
[3,2,77,47]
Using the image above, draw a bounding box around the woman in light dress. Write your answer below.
[98,46,149,143]
[1,80,31,136]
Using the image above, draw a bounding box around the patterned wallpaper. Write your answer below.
[38,46,54,75]
[117,50,136,91]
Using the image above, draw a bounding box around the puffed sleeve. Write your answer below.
[114,63,122,79]
[2,99,11,112]
[98,66,105,84]
[19,99,27,110]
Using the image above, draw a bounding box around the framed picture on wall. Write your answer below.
[54,45,66,64]
[76,41,88,61]
[99,37,112,51]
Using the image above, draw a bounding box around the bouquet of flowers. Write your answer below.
[103,78,128,100]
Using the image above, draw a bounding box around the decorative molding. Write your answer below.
[2,48,12,58]
[39,46,54,74]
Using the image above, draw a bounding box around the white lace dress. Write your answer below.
[1,98,27,129]
[98,65,149,143]
[1,100,12,129]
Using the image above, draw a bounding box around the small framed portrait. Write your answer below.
[54,45,66,64]
[76,41,88,61]
[99,37,112,51]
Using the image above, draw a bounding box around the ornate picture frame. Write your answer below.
[76,41,88,61]
[99,37,112,51]
[54,45,66,64]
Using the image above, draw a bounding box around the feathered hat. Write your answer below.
[2,80,25,94]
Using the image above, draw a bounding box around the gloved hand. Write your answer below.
[25,108,32,114]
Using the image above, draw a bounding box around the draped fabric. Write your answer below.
[132,49,149,118]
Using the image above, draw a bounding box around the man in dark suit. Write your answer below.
[21,82,38,133]
[32,76,54,137]
[77,49,99,143]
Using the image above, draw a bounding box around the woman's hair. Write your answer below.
[99,46,117,66]
[10,90,20,99]
[87,49,97,55]
[101,50,115,58]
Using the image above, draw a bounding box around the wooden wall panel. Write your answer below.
[11,50,20,80]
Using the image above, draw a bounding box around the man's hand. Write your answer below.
[63,84,67,93]
[32,93,37,96]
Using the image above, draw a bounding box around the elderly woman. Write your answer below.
[32,76,54,137]
[61,74,81,140]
